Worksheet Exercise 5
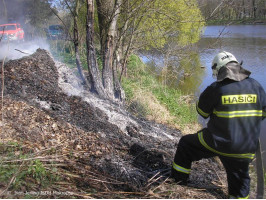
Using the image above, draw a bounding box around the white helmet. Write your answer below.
[212,51,238,77]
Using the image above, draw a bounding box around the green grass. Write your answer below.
[0,142,60,196]
[122,54,198,127]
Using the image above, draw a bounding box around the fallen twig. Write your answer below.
[31,141,66,156]
[84,177,127,185]
[1,155,65,163]
[150,176,170,193]
[147,171,161,183]
[67,192,93,199]
[97,191,146,195]
[14,49,30,55]
[1,163,67,167]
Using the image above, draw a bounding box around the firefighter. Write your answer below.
[172,51,266,198]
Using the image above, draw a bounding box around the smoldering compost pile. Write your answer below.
[0,49,227,198]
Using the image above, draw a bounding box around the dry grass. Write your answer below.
[130,88,201,134]
[133,88,176,124]
[181,122,202,135]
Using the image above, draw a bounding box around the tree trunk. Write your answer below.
[119,30,134,81]
[74,44,89,86]
[110,0,125,102]
[74,0,89,86]
[252,0,257,19]
[86,0,106,98]
[96,0,123,101]
[2,0,7,22]
[102,33,115,99]
[113,63,125,102]
[242,0,246,19]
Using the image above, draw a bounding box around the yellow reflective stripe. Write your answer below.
[196,101,210,118]
[198,132,255,159]
[229,195,249,199]
[213,109,262,118]
[172,162,191,174]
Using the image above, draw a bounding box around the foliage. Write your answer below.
[119,0,205,108]
[26,0,55,31]
[127,0,205,50]
[56,0,205,52]
[0,142,59,192]
[27,159,59,186]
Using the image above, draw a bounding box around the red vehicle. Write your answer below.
[0,23,25,42]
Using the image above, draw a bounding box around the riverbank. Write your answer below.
[206,18,266,25]
[122,54,201,134]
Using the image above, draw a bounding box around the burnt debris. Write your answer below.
[0,49,227,198]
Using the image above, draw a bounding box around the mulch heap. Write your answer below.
[0,49,228,198]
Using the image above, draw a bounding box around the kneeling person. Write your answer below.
[172,51,266,198]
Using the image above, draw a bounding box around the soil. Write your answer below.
[0,49,229,198]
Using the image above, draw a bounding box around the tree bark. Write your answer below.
[110,0,125,102]
[86,0,106,98]
[96,0,123,100]
[73,0,89,86]
[113,63,125,102]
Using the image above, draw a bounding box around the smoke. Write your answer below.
[0,0,27,25]
[0,38,50,60]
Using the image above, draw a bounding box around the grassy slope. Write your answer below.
[122,54,200,134]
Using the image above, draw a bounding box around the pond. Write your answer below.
[197,25,266,96]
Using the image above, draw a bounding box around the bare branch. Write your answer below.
[49,6,74,41]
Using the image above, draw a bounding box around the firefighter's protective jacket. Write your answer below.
[197,77,266,158]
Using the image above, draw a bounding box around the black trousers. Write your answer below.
[172,130,251,198]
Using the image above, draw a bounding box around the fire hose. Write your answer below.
[256,139,264,199]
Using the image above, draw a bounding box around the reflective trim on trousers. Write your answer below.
[172,162,191,174]
[229,194,249,199]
